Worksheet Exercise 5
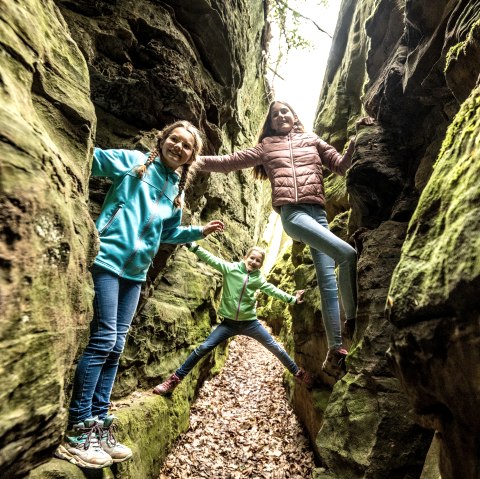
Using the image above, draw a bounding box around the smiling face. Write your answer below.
[243,250,265,272]
[160,127,195,170]
[269,102,296,135]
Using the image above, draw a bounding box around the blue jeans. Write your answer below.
[68,267,142,426]
[280,204,357,349]
[176,318,299,378]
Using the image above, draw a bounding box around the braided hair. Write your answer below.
[136,120,203,208]
[253,101,305,180]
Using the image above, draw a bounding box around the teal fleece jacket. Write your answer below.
[189,244,297,321]
[92,148,204,281]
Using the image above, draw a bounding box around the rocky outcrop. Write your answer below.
[0,2,97,478]
[56,0,271,399]
[305,1,480,478]
[1,0,269,478]
[388,84,480,479]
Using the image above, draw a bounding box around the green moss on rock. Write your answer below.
[389,86,480,321]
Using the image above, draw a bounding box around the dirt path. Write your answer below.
[158,333,315,479]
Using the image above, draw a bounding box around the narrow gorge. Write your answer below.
[0,1,478,479]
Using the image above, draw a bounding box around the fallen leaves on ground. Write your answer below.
[158,333,315,479]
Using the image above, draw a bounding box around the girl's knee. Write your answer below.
[86,337,117,355]
[341,245,357,265]
[195,345,212,357]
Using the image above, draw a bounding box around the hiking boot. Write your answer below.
[344,318,356,340]
[54,419,113,469]
[98,415,132,463]
[153,373,182,395]
[322,348,348,380]
[294,368,313,388]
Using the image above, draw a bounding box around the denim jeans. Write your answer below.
[68,266,142,426]
[176,318,298,378]
[280,204,357,349]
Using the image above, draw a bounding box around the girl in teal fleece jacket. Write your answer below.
[55,120,224,470]
[153,244,312,395]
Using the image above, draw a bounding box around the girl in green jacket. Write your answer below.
[55,120,224,470]
[153,244,311,395]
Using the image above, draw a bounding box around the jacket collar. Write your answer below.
[153,158,180,183]
[239,261,260,276]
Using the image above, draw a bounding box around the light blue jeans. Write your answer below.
[176,318,299,378]
[68,266,142,426]
[280,204,357,349]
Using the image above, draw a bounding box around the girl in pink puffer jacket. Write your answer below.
[199,100,368,380]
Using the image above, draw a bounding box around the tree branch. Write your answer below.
[275,0,333,39]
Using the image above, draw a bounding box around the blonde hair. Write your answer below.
[136,120,204,208]
[253,101,305,180]
[244,246,266,263]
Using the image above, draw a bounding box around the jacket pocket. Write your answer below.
[98,204,124,236]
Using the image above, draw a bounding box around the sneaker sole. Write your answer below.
[153,387,175,395]
[55,445,113,469]
[111,451,133,463]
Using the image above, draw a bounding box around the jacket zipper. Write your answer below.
[98,204,123,236]
[235,272,250,320]
[119,177,170,277]
[288,133,298,202]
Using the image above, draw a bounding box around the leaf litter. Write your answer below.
[158,332,315,479]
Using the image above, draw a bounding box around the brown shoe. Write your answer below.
[322,348,348,380]
[294,368,313,388]
[153,373,182,395]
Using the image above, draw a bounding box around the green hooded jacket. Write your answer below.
[189,244,296,321]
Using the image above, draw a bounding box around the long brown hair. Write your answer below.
[136,120,203,208]
[253,101,305,180]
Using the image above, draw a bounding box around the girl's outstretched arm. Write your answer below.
[198,144,264,174]
[161,217,224,245]
[317,116,375,176]
[202,220,225,237]
[186,243,232,275]
[316,139,353,176]
[259,280,298,304]
[92,148,146,179]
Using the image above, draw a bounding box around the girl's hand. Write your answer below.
[346,137,356,156]
[295,290,305,304]
[355,116,375,132]
[202,220,225,237]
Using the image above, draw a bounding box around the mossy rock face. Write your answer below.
[388,86,480,479]
[0,0,97,476]
[26,458,99,479]
[445,19,480,104]
[317,373,431,478]
[314,0,376,148]
[5,0,269,477]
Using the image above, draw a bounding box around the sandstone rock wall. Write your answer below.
[263,1,479,478]
[57,0,271,399]
[1,1,270,477]
[0,2,97,477]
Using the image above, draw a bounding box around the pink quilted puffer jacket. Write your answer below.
[198,132,352,210]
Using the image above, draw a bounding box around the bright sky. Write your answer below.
[267,1,341,130]
[261,2,342,272]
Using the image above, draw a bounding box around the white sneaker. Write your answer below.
[98,415,133,463]
[54,419,113,469]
